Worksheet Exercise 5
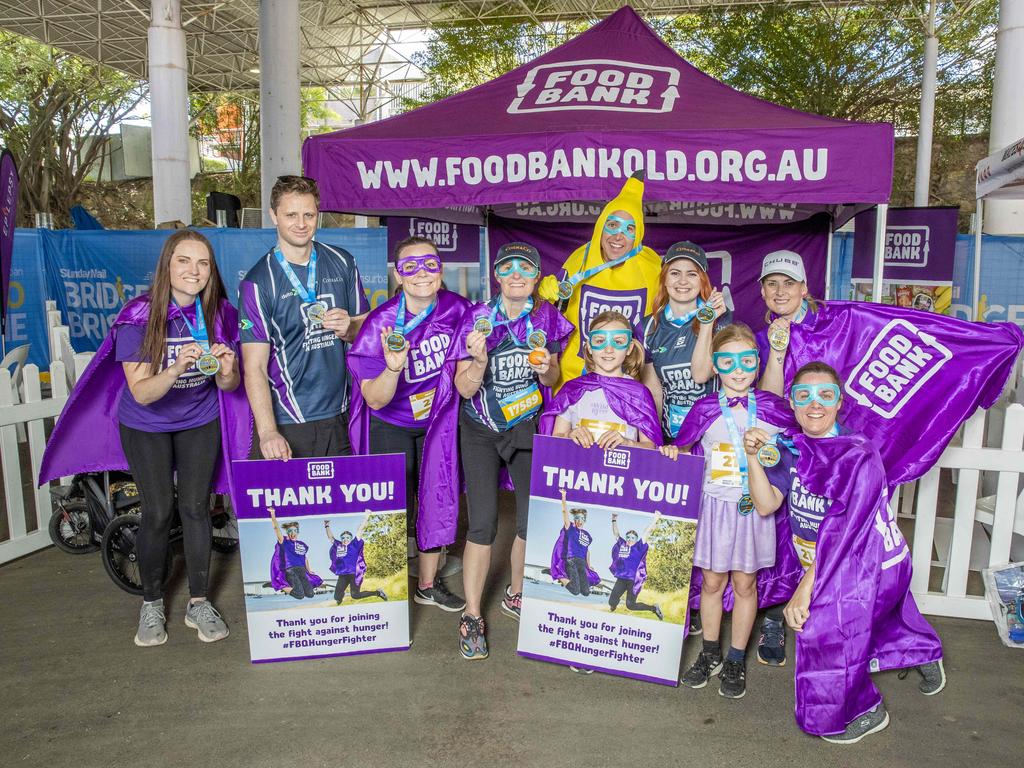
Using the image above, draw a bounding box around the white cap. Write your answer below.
[759,250,806,282]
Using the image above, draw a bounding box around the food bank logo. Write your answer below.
[307,461,334,480]
[845,319,952,418]
[884,226,930,268]
[508,59,680,114]
[408,218,459,253]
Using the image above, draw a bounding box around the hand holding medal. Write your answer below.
[380,325,409,372]
[321,307,352,339]
[768,317,791,352]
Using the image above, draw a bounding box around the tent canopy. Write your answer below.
[303,6,894,226]
[976,136,1024,200]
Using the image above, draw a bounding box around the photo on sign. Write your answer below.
[523,497,696,627]
[239,510,408,614]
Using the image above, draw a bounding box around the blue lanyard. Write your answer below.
[663,299,707,327]
[490,297,535,347]
[564,242,642,292]
[171,298,210,352]
[718,391,757,498]
[273,245,318,303]
[394,292,436,338]
[774,423,839,456]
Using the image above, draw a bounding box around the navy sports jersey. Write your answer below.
[238,241,368,424]
[765,443,833,569]
[642,308,732,437]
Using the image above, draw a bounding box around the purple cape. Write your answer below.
[38,295,253,497]
[765,300,1024,487]
[790,430,942,736]
[328,538,367,586]
[347,289,471,550]
[538,374,663,446]
[270,541,324,592]
[550,527,601,585]
[674,391,803,611]
[610,538,649,595]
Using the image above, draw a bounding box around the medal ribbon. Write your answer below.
[773,422,839,456]
[562,242,642,294]
[663,298,708,327]
[273,245,318,304]
[394,292,436,338]
[171,298,211,353]
[489,297,536,347]
[718,391,757,499]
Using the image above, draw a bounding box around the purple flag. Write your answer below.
[779,300,1024,486]
[387,216,480,264]
[0,150,19,336]
[852,206,959,283]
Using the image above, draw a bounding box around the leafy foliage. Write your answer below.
[362,512,407,579]
[643,518,697,593]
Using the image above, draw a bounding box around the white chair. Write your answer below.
[0,344,30,441]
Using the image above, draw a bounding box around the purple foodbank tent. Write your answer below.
[303,6,894,230]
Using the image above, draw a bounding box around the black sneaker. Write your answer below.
[718,659,747,699]
[414,580,466,612]
[680,650,722,689]
[375,588,388,601]
[821,705,890,744]
[688,612,702,636]
[653,605,664,621]
[757,616,787,666]
[915,659,946,695]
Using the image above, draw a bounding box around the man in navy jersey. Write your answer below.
[240,176,369,459]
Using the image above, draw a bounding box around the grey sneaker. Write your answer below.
[184,600,229,643]
[134,599,167,647]
[501,585,522,621]
[916,659,946,695]
[569,665,594,675]
[821,705,890,744]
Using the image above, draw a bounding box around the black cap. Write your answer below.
[494,241,541,270]
[663,241,708,272]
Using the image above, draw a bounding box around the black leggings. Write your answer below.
[334,573,377,602]
[565,557,592,596]
[285,566,316,599]
[609,577,658,615]
[120,418,221,602]
[368,416,440,553]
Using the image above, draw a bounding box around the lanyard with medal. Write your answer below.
[664,299,716,327]
[473,297,547,352]
[385,292,436,351]
[768,300,808,352]
[172,298,220,376]
[718,391,758,515]
[757,422,839,468]
[274,245,327,325]
[556,242,643,301]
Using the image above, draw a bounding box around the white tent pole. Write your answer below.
[973,197,984,320]
[481,216,492,301]
[914,0,939,207]
[149,0,191,226]
[986,0,1024,233]
[824,223,834,300]
[259,0,301,227]
[871,203,889,303]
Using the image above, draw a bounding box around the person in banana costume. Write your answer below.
[538,171,662,390]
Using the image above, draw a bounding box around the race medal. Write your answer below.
[696,305,716,324]
[473,317,494,336]
[738,495,755,516]
[557,280,574,301]
[757,443,781,468]
[768,325,790,351]
[385,332,407,352]
[527,330,547,350]
[306,301,328,325]
[196,353,221,377]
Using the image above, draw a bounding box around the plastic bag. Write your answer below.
[982,561,1024,648]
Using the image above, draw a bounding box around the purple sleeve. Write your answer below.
[238,279,271,344]
[114,324,146,363]
[347,352,387,382]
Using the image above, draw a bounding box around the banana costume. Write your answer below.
[538,173,662,389]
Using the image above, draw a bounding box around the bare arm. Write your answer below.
[561,488,570,529]
[641,363,663,417]
[642,510,662,539]
[122,342,201,406]
[691,322,715,384]
[538,351,560,388]
[743,428,785,516]
[324,520,335,541]
[758,319,790,396]
[269,507,283,544]
[242,342,291,460]
[456,329,488,398]
[360,327,409,410]
[611,514,620,540]
[356,516,369,539]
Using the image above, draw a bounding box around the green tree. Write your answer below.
[643,519,697,593]
[0,31,147,227]
[361,512,406,579]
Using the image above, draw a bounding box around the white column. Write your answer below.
[914,0,938,207]
[148,0,191,226]
[259,0,302,227]
[871,204,889,303]
[986,0,1024,233]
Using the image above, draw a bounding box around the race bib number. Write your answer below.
[409,388,437,421]
[579,418,626,442]
[792,534,816,570]
[666,403,690,438]
[710,442,741,487]
[499,384,542,426]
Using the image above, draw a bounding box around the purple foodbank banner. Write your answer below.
[386,216,481,264]
[517,435,703,685]
[232,454,410,663]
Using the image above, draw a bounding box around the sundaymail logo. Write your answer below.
[845,319,952,419]
[603,449,630,470]
[884,226,930,268]
[307,461,334,480]
[408,218,459,253]
[508,59,680,114]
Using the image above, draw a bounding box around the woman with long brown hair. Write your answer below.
[116,230,240,646]
[640,241,730,441]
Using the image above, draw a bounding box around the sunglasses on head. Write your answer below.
[395,254,442,276]
[790,382,841,407]
[603,214,636,240]
[712,350,759,374]
[588,328,633,351]
[494,258,539,279]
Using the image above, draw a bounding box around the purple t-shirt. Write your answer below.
[330,538,363,574]
[115,314,220,433]
[282,538,309,568]
[566,525,592,559]
[610,537,648,581]
[765,448,831,568]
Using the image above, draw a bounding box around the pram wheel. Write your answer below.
[210,506,239,554]
[48,501,97,554]
[101,511,168,596]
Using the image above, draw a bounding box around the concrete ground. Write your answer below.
[2,501,1023,768]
